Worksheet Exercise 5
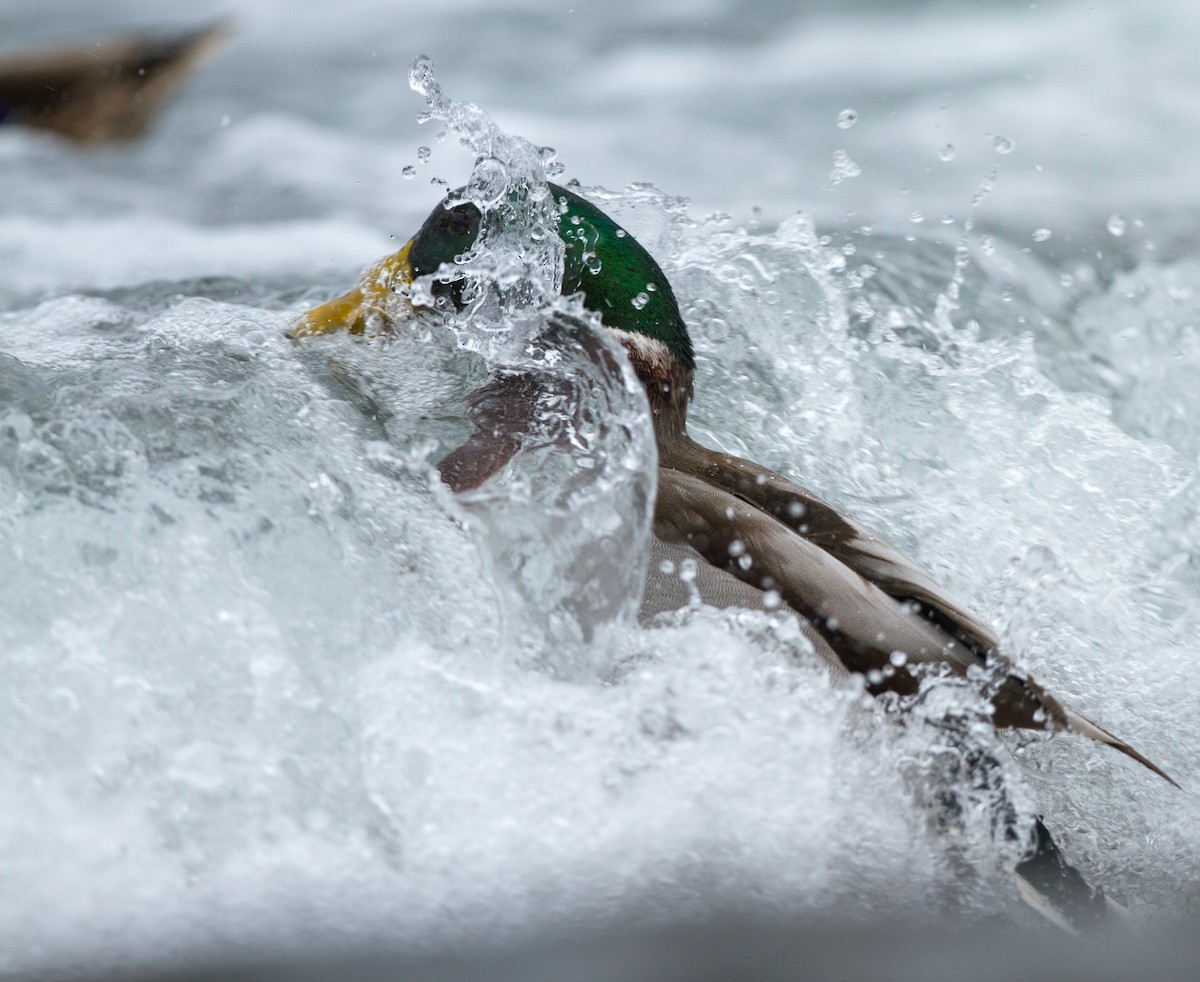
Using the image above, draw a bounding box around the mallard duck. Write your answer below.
[293,181,1175,926]
[0,23,228,144]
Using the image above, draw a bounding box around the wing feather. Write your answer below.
[663,438,1001,653]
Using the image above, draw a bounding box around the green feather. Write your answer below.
[553,184,694,370]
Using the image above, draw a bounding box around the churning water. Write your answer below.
[2,0,1199,972]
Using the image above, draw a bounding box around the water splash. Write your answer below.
[2,58,1199,973]
[402,56,656,668]
[829,149,862,186]
[407,55,565,322]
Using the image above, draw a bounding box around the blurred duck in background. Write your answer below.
[0,21,228,143]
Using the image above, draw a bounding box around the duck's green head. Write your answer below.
[293,183,695,414]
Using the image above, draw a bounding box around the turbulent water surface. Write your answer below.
[3,0,1200,971]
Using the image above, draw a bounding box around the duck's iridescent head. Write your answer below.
[292,183,695,414]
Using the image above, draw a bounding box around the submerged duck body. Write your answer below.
[295,181,1174,924]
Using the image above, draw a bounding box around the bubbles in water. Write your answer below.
[829,149,862,186]
[631,292,649,310]
[836,109,858,129]
[1032,228,1052,242]
[992,135,1015,155]
[417,146,431,162]
[1107,214,1128,237]
[938,144,956,162]
[465,158,510,206]
[909,211,925,224]
[402,166,416,180]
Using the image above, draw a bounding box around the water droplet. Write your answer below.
[615,229,627,238]
[993,135,1015,155]
[980,235,995,257]
[402,166,416,180]
[829,149,861,185]
[909,211,925,224]
[536,145,565,177]
[941,214,955,225]
[408,55,436,96]
[938,143,956,162]
[836,109,858,129]
[417,146,431,162]
[1107,213,1127,237]
[631,292,649,310]
[728,539,746,558]
[1032,227,1052,242]
[645,282,657,292]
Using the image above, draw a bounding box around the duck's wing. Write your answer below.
[659,444,1177,785]
[0,23,229,143]
[663,438,1001,653]
[655,466,993,691]
[643,531,846,672]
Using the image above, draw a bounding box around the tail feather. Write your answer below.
[1064,709,1179,788]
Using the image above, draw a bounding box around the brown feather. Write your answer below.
[654,448,1175,786]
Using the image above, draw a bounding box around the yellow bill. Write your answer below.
[289,239,414,339]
